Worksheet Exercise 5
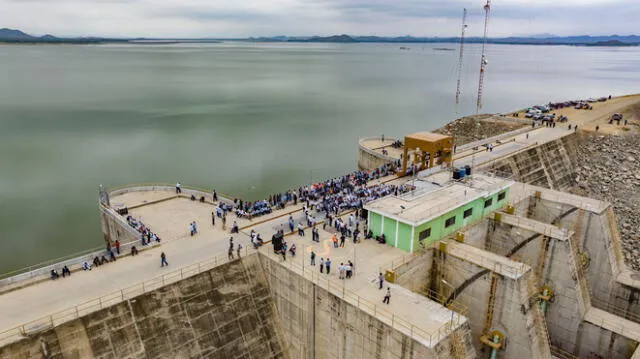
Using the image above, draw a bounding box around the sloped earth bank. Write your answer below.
[434,114,527,145]
[572,132,640,271]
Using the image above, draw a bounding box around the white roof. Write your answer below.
[365,174,513,227]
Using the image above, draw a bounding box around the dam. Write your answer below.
[1,95,640,358]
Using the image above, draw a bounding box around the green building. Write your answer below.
[364,174,512,253]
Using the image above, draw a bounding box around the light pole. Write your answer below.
[441,279,456,329]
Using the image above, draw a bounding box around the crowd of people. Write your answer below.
[126,215,161,246]
[49,160,409,282]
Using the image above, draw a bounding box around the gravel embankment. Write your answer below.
[573,133,640,270]
[434,114,527,145]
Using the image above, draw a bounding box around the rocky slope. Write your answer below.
[573,133,640,270]
[434,114,526,145]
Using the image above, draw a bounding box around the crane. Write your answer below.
[476,0,491,114]
[455,8,468,113]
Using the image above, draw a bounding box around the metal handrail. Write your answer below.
[260,249,466,347]
[0,247,251,346]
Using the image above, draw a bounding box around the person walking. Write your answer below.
[212,189,218,202]
[310,250,316,266]
[332,234,338,248]
[288,215,295,233]
[320,258,324,273]
[325,258,331,275]
[378,273,384,289]
[237,243,242,258]
[161,252,168,267]
[339,234,346,248]
[228,237,234,259]
[211,211,215,226]
[383,287,391,304]
[115,240,120,255]
[345,262,352,279]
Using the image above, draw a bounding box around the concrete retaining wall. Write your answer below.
[393,250,433,294]
[0,254,288,359]
[483,135,577,191]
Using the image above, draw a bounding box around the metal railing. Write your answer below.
[550,345,580,359]
[456,126,533,154]
[446,242,529,279]
[108,183,234,202]
[260,249,466,348]
[0,247,251,346]
[0,207,153,288]
[590,297,640,325]
[498,213,570,240]
[358,137,399,162]
[586,308,640,342]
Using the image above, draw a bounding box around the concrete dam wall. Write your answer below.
[484,134,578,190]
[0,254,288,359]
[260,253,471,359]
[0,251,464,359]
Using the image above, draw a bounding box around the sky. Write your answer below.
[1,0,639,38]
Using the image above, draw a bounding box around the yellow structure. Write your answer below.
[398,132,453,177]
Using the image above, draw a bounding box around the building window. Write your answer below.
[445,216,456,228]
[463,208,473,218]
[498,192,506,201]
[419,228,431,240]
[484,198,493,208]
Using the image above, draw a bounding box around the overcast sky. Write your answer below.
[2,0,639,38]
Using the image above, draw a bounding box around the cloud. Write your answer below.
[0,0,637,38]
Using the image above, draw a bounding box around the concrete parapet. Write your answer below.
[358,137,398,170]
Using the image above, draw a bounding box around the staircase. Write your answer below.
[451,328,473,359]
[525,273,551,355]
[483,273,500,335]
[567,209,591,316]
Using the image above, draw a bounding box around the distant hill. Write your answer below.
[585,40,638,47]
[1,28,639,47]
[296,34,357,43]
[0,28,37,40]
[0,28,126,43]
[252,34,640,46]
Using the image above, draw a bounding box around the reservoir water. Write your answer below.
[0,42,638,273]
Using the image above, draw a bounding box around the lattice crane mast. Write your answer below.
[476,0,491,114]
[455,8,468,113]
